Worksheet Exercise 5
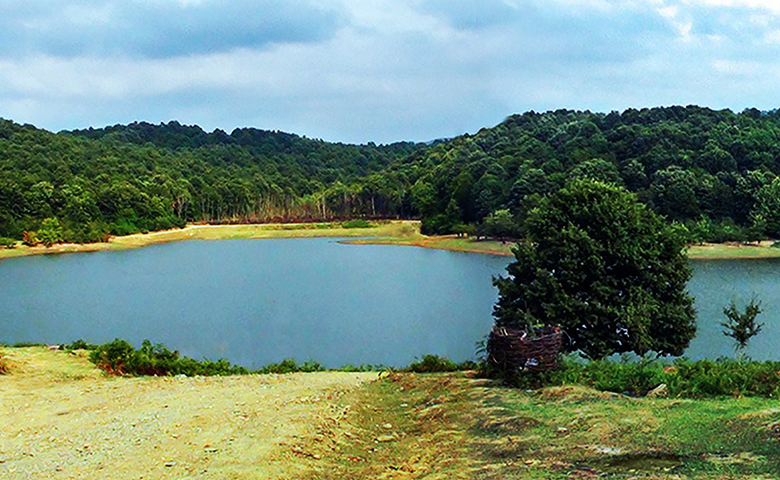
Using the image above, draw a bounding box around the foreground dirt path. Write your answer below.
[0,348,373,479]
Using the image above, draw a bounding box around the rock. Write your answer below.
[375,435,395,443]
[647,383,668,398]
[164,461,175,467]
[383,423,393,429]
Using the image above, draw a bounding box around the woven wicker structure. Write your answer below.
[487,325,563,372]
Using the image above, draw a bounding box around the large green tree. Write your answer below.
[493,180,696,359]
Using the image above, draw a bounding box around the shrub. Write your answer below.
[0,237,16,249]
[88,339,248,376]
[257,358,325,374]
[342,219,372,229]
[420,214,454,235]
[406,354,477,373]
[338,363,386,372]
[62,339,98,351]
[0,356,8,375]
[38,218,64,247]
[22,231,38,246]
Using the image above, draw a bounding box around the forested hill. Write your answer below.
[0,119,423,243]
[405,106,780,242]
[3,105,780,245]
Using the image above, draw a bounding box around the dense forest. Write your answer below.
[0,120,419,243]
[3,105,780,244]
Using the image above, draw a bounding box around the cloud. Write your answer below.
[1,0,780,143]
[0,0,342,58]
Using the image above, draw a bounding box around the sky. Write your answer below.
[1,0,780,144]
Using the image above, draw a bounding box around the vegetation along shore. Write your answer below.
[2,218,780,261]
[9,107,780,260]
[2,345,779,479]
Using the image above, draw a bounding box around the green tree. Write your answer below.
[480,209,520,240]
[751,177,780,238]
[721,297,763,353]
[493,180,696,359]
[37,218,64,247]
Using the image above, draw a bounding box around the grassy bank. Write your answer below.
[0,221,416,261]
[3,220,780,261]
[3,347,778,479]
[687,241,780,260]
[343,228,515,256]
[349,228,780,260]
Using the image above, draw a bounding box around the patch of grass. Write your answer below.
[0,355,8,374]
[345,230,515,256]
[688,241,780,259]
[341,219,372,228]
[509,357,780,398]
[307,373,780,479]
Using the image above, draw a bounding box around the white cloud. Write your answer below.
[1,0,780,142]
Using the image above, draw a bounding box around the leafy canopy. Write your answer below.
[493,179,697,359]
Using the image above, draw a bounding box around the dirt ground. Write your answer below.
[3,348,778,479]
[0,348,373,479]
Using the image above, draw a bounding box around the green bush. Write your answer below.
[342,219,372,229]
[38,218,64,247]
[257,358,325,374]
[9,342,45,347]
[62,339,98,351]
[338,363,386,372]
[510,356,780,398]
[406,354,477,373]
[88,339,248,376]
[0,237,16,249]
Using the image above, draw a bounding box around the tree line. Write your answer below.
[4,105,780,244]
[0,120,418,244]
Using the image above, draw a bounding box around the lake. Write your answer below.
[0,238,777,367]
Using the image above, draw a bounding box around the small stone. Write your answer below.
[375,435,395,443]
[164,461,175,467]
[383,423,393,429]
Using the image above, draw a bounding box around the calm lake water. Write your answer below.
[0,238,777,366]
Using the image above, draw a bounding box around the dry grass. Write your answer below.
[2,350,779,479]
[0,347,373,480]
[0,221,417,261]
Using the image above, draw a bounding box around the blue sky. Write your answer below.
[1,0,780,143]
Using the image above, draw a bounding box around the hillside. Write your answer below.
[0,119,421,242]
[5,106,780,245]
[402,106,780,241]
